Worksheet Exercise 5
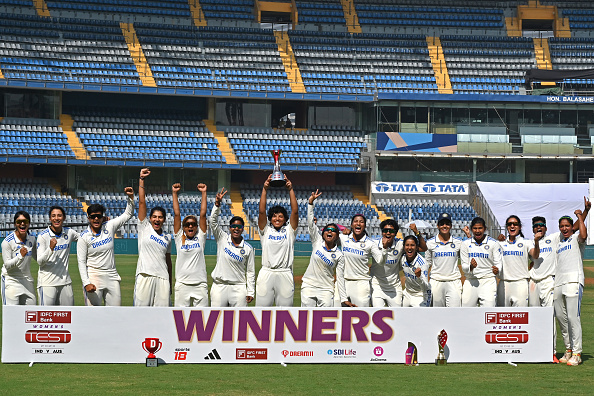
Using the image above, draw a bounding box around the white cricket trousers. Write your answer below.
[530,276,557,353]
[134,273,170,307]
[175,282,209,307]
[210,282,248,307]
[371,281,402,307]
[402,289,431,307]
[430,279,462,307]
[497,279,529,307]
[345,279,371,307]
[301,285,334,307]
[462,277,497,307]
[255,268,294,307]
[554,283,583,354]
[1,276,36,305]
[84,269,121,306]
[38,284,74,306]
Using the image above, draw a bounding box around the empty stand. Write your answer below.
[0,118,76,158]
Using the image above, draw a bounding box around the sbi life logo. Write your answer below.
[374,183,466,194]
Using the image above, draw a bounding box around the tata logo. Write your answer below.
[25,330,71,344]
[423,184,436,193]
[485,331,529,344]
[375,183,390,193]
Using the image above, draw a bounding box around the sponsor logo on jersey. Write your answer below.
[236,348,267,360]
[485,331,529,344]
[485,312,528,325]
[281,350,314,358]
[469,252,489,258]
[204,349,221,360]
[54,243,69,251]
[224,247,244,262]
[342,246,364,256]
[92,236,113,249]
[25,330,71,344]
[557,244,572,254]
[26,311,72,323]
[268,234,287,242]
[503,250,524,257]
[540,247,552,253]
[315,250,334,267]
[150,234,168,248]
[435,251,456,257]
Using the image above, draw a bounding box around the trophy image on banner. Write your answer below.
[405,342,418,366]
[142,337,162,367]
[436,329,448,365]
[270,149,286,188]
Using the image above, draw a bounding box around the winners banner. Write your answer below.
[2,306,552,364]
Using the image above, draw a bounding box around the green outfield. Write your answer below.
[0,255,593,395]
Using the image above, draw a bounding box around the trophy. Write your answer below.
[435,329,448,365]
[142,337,162,367]
[270,149,286,188]
[405,342,418,366]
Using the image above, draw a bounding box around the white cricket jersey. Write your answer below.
[259,221,296,270]
[174,227,207,285]
[339,233,385,281]
[210,206,256,296]
[136,218,172,280]
[460,236,503,279]
[37,227,79,287]
[370,238,403,288]
[555,234,585,287]
[77,196,134,286]
[425,235,462,281]
[401,254,430,295]
[301,203,347,301]
[499,236,531,281]
[528,231,560,281]
[1,231,36,282]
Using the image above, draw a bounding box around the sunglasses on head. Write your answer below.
[382,228,396,234]
[230,224,244,229]
[88,214,103,220]
[183,222,197,227]
[15,219,30,225]
[533,222,546,228]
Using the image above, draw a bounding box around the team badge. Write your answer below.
[360,243,366,248]
[64,234,68,240]
[28,241,32,247]
[393,250,399,256]
[518,243,523,248]
[331,253,336,259]
[545,239,551,244]
[164,235,169,241]
[104,229,109,234]
[450,243,455,249]
[484,245,489,250]
[240,249,245,255]
[281,227,286,233]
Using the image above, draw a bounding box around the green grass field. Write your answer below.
[1,256,593,395]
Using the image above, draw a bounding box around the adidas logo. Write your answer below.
[204,349,221,360]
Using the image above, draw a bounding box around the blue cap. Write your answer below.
[437,213,452,225]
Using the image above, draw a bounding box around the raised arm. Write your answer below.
[138,168,150,222]
[308,190,322,243]
[286,176,299,230]
[210,188,227,241]
[109,187,135,232]
[573,197,591,232]
[575,209,587,243]
[198,183,208,233]
[172,183,182,234]
[258,174,272,230]
[410,223,427,252]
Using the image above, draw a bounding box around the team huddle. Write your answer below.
[1,169,588,365]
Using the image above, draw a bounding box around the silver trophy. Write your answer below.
[270,149,286,188]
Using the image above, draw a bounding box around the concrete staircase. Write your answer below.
[120,22,157,87]
[60,114,90,160]
[533,38,553,70]
[273,31,306,93]
[188,0,207,27]
[426,37,453,94]
[351,186,389,222]
[340,0,362,34]
[32,0,51,17]
[204,120,238,165]
[230,183,259,240]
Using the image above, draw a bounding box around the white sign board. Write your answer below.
[372,182,469,196]
[2,306,552,364]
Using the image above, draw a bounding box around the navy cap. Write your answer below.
[437,213,452,225]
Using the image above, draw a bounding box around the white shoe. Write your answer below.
[559,350,572,364]
[567,354,582,366]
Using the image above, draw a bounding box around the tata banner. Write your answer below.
[372,182,469,196]
[2,306,552,364]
